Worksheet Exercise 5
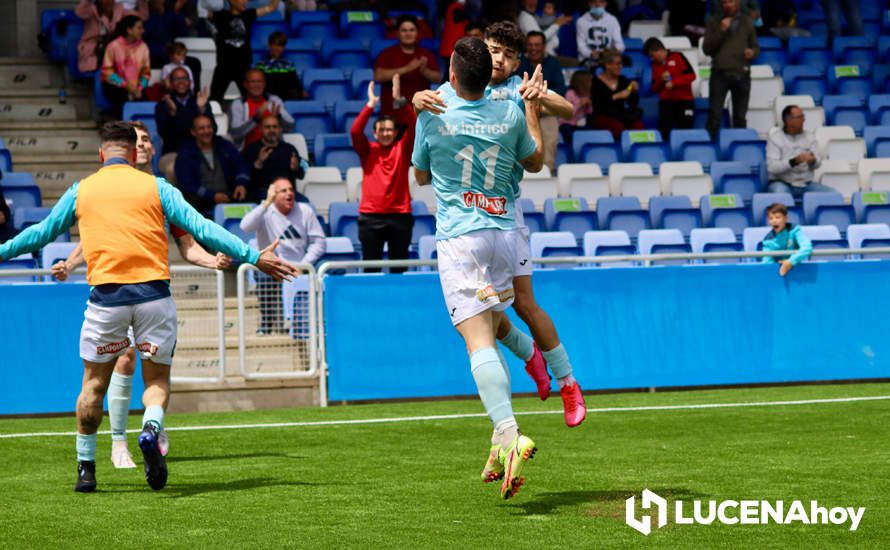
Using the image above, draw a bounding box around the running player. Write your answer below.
[412,37,545,499]
[51,121,231,469]
[0,122,299,493]
[413,21,586,428]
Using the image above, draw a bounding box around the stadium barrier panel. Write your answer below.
[170,266,228,384]
[317,249,890,402]
[236,262,318,386]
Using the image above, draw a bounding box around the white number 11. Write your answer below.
[454,144,501,190]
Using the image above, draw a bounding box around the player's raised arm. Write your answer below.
[175,234,231,270]
[518,77,545,174]
[0,183,78,262]
[51,241,85,281]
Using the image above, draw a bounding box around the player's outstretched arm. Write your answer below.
[538,87,574,119]
[412,90,446,115]
[51,242,85,281]
[520,102,545,174]
[176,234,231,270]
[256,239,300,281]
[0,184,77,262]
[414,168,432,186]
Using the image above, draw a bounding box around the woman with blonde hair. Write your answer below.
[589,48,644,140]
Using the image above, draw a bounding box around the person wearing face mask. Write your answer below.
[576,0,624,68]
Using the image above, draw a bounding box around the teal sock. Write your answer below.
[470,347,514,425]
[142,405,165,431]
[76,433,97,462]
[543,344,573,380]
[107,372,132,441]
[495,347,511,385]
[499,325,535,362]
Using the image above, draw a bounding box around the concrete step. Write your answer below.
[0,102,79,122]
[3,132,101,155]
[173,343,310,380]
[0,64,64,89]
[0,120,97,131]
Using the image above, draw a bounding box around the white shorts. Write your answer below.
[436,229,523,326]
[80,297,178,365]
[512,208,533,278]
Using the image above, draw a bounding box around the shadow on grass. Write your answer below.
[99,477,326,497]
[168,452,307,463]
[512,487,709,516]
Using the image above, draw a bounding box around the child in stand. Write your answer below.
[761,203,812,276]
[559,70,592,144]
[161,41,194,92]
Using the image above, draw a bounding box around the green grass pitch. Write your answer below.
[1,382,889,548]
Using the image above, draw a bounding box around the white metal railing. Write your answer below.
[236,262,318,383]
[168,265,227,385]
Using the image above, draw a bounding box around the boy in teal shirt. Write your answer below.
[761,203,813,276]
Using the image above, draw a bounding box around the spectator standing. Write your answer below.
[518,30,566,172]
[766,105,834,198]
[155,66,211,181]
[100,15,151,118]
[821,0,863,40]
[576,0,624,67]
[175,114,250,215]
[76,0,148,74]
[761,203,812,276]
[645,37,695,139]
[589,49,643,140]
[253,31,305,100]
[440,0,471,73]
[240,178,325,335]
[228,68,295,150]
[373,15,440,118]
[702,0,759,139]
[464,20,486,40]
[143,0,189,67]
[351,75,415,273]
[559,70,593,143]
[161,42,195,91]
[242,115,308,203]
[208,0,280,102]
[517,0,572,57]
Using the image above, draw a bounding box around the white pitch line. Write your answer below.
[2,394,889,439]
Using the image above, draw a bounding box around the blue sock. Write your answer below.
[543,344,573,380]
[76,433,97,462]
[499,324,535,361]
[470,347,514,425]
[107,372,132,441]
[495,347,511,385]
[142,405,165,431]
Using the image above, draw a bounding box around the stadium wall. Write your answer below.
[0,283,145,415]
[325,262,890,401]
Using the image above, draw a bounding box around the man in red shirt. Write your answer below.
[351,73,415,273]
[645,37,696,139]
[373,14,440,118]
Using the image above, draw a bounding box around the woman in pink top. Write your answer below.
[75,0,147,73]
[100,15,151,118]
[559,70,593,143]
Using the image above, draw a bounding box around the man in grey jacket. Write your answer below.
[766,105,835,198]
[228,69,295,151]
[240,177,325,335]
[702,0,759,139]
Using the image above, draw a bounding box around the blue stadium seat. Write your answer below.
[788,36,828,63]
[343,21,385,47]
[710,161,752,192]
[790,77,827,105]
[317,237,361,272]
[690,227,742,264]
[782,65,825,90]
[717,128,758,158]
[829,107,869,136]
[751,193,795,225]
[799,49,832,72]
[650,196,702,238]
[847,223,890,259]
[718,173,761,204]
[543,198,596,241]
[872,65,890,93]
[582,230,634,267]
[369,39,399,61]
[223,218,251,243]
[668,129,710,159]
[701,194,751,237]
[294,22,338,46]
[543,197,587,229]
[852,191,890,225]
[879,37,890,63]
[334,100,370,132]
[283,100,333,147]
[637,229,690,265]
[350,68,375,99]
[314,133,360,177]
[530,232,582,268]
[573,131,619,172]
[803,191,852,231]
[212,203,256,226]
[757,50,787,74]
[2,173,41,209]
[284,40,321,70]
[620,130,667,170]
[0,255,38,282]
[868,95,890,125]
[65,20,92,80]
[556,19,578,59]
[320,40,371,74]
[595,196,650,240]
[832,36,874,63]
[93,71,111,112]
[863,126,890,158]
[251,21,288,51]
[828,65,872,98]
[302,68,350,107]
[121,101,155,122]
[411,214,436,247]
[12,206,51,230]
[0,147,12,172]
[328,201,360,247]
[289,10,332,34]
[41,242,80,280]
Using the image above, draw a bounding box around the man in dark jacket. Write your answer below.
[702,0,759,139]
[0,185,17,244]
[242,114,307,204]
[174,114,250,216]
[155,66,212,182]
